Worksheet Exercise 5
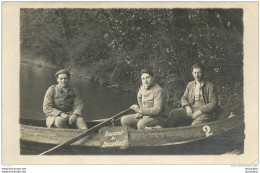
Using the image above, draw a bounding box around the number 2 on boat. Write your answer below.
[202,125,213,137]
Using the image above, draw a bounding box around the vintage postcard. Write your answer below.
[2,2,258,164]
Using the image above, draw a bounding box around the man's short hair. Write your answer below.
[191,63,205,73]
[140,69,154,77]
[55,69,71,79]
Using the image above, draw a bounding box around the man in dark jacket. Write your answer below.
[43,69,88,129]
[166,63,218,127]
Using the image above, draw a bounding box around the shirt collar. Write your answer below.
[144,83,155,90]
[194,80,204,87]
[57,84,71,93]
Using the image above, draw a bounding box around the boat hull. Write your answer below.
[20,116,244,155]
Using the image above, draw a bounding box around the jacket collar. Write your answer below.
[191,80,205,87]
[195,80,205,87]
[57,84,71,93]
[143,83,156,90]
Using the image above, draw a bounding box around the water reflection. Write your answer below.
[20,63,136,121]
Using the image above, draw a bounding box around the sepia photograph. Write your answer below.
[2,2,258,165]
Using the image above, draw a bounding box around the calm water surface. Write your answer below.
[20,63,137,121]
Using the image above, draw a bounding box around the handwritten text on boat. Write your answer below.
[99,126,129,149]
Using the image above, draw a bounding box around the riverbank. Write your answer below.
[21,55,59,69]
[21,55,137,93]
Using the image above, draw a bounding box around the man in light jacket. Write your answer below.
[167,63,218,127]
[121,69,169,130]
[43,69,88,129]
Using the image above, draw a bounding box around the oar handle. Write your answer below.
[39,108,131,155]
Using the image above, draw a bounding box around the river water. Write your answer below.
[20,63,137,121]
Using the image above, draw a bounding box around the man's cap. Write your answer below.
[140,68,154,76]
[55,69,71,79]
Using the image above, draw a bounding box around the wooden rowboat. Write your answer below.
[20,115,244,155]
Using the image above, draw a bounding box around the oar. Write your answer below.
[39,108,131,155]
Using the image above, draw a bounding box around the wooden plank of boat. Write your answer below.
[20,115,244,148]
[128,115,243,147]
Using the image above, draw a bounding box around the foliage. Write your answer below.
[20,8,244,114]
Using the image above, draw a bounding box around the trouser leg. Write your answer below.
[137,117,166,130]
[53,116,68,128]
[121,114,139,129]
[165,108,192,127]
[191,114,212,125]
[76,116,88,129]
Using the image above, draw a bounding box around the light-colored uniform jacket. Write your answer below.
[181,80,217,117]
[43,85,84,127]
[138,83,169,118]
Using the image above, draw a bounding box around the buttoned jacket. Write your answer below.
[43,85,84,127]
[137,83,169,118]
[181,80,217,114]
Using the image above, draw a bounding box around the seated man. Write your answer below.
[43,69,88,129]
[166,63,218,127]
[121,69,169,130]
